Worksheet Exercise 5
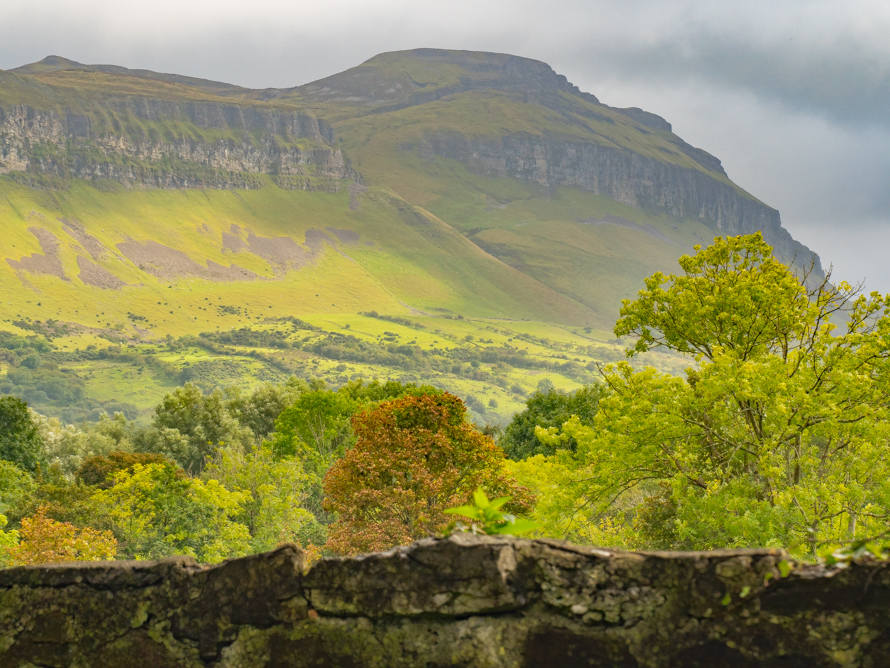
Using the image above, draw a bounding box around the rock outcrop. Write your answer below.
[0,534,886,666]
[0,98,352,190]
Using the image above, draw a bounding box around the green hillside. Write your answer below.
[0,49,819,422]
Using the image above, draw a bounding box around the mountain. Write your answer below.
[0,50,821,420]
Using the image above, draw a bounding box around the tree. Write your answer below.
[323,393,533,555]
[92,462,251,563]
[0,515,19,567]
[527,233,890,556]
[149,383,249,472]
[5,507,116,565]
[613,232,820,362]
[270,390,358,466]
[6,462,101,532]
[0,396,46,472]
[337,378,442,404]
[203,444,321,554]
[270,380,444,468]
[500,385,605,459]
[41,412,136,476]
[134,426,193,471]
[76,451,170,488]
[225,379,308,442]
[0,460,35,512]
[268,389,358,517]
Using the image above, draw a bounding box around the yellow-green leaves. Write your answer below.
[93,462,251,563]
[445,487,540,536]
[615,233,819,362]
[519,233,890,556]
[203,444,318,554]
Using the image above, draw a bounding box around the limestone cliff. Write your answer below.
[415,131,812,266]
[0,73,352,190]
[0,535,886,666]
[0,50,821,272]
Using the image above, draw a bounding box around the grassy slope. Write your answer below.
[0,172,695,424]
[346,146,716,318]
[0,177,599,331]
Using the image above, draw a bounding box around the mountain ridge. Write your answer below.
[9,55,250,96]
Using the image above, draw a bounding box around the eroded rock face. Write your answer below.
[415,133,817,272]
[0,535,887,667]
[0,103,352,190]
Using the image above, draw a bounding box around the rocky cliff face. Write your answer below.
[0,535,887,666]
[0,98,352,190]
[417,132,818,271]
[283,48,819,271]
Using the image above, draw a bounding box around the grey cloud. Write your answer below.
[577,31,890,129]
[5,0,888,131]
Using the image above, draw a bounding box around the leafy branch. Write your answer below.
[444,488,539,536]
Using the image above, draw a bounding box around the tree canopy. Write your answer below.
[523,233,890,557]
[500,385,604,459]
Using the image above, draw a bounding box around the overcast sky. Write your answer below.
[2,0,888,290]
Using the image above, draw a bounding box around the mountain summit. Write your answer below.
[274,49,603,111]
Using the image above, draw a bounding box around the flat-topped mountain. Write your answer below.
[273,49,606,114]
[0,49,819,334]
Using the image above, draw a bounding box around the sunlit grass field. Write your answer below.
[0,160,699,424]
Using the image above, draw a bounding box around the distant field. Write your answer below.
[0,308,684,425]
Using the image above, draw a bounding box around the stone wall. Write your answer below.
[0,534,886,666]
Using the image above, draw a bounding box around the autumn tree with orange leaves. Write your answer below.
[323,393,533,555]
[5,507,117,565]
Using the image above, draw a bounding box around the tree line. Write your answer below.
[0,377,535,565]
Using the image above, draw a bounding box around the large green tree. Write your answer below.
[523,233,890,557]
[148,383,249,472]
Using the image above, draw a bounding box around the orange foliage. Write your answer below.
[300,543,323,568]
[323,393,533,555]
[6,507,117,565]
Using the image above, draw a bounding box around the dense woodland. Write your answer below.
[1,233,889,565]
